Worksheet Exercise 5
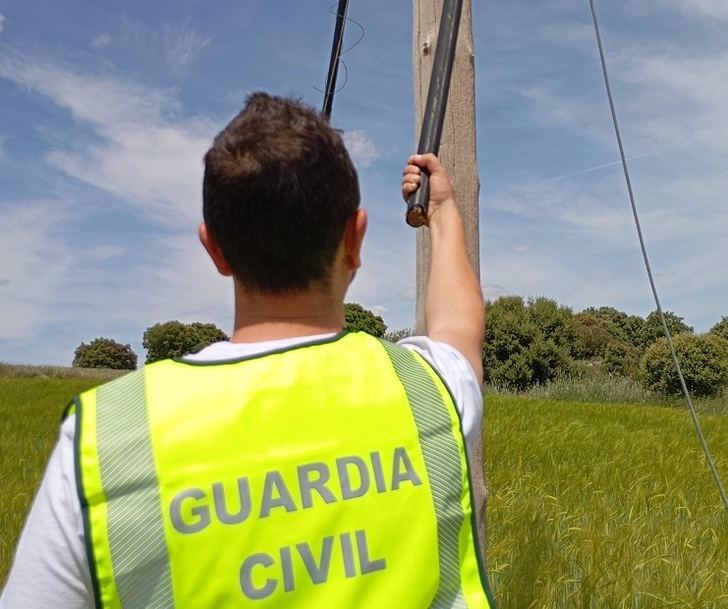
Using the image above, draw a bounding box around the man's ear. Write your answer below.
[343,208,368,270]
[199,223,234,276]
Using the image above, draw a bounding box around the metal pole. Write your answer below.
[406,0,464,227]
[322,0,350,120]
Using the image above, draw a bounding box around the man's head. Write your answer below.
[201,93,363,295]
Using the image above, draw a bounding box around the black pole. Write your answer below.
[406,0,464,228]
[322,0,350,120]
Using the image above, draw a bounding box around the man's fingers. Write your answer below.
[403,164,421,177]
[408,152,439,171]
[402,175,421,201]
[402,176,421,189]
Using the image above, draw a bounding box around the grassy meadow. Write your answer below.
[1,367,727,607]
[485,395,728,608]
[0,365,120,582]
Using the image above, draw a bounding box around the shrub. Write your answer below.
[581,306,644,348]
[709,316,728,341]
[603,340,641,380]
[383,328,413,343]
[143,321,228,363]
[641,333,728,397]
[638,310,693,349]
[73,338,137,370]
[572,312,613,358]
[344,303,386,337]
[483,296,574,390]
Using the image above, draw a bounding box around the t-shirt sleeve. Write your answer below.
[397,335,483,456]
[0,415,93,609]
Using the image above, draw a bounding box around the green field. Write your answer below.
[485,396,727,608]
[1,372,727,607]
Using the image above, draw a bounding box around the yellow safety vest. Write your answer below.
[70,331,497,608]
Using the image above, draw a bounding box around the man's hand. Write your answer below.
[402,153,455,225]
[401,153,485,384]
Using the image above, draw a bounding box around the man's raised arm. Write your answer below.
[402,153,485,382]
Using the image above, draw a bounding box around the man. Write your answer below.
[1,93,495,608]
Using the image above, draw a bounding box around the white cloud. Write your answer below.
[620,52,728,154]
[128,232,231,327]
[0,50,228,354]
[400,287,416,302]
[91,34,112,49]
[84,245,126,261]
[483,284,507,301]
[0,201,75,341]
[0,15,5,34]
[519,84,612,146]
[0,51,217,227]
[163,24,213,69]
[369,305,388,318]
[0,52,179,127]
[665,0,728,22]
[343,130,379,168]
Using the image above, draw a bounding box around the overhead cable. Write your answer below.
[588,0,728,511]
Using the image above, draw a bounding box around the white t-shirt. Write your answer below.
[0,334,483,609]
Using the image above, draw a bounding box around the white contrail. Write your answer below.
[540,152,655,184]
[486,150,660,198]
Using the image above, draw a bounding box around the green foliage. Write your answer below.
[383,328,412,343]
[603,340,642,380]
[581,306,644,348]
[1,374,107,580]
[484,296,574,389]
[709,316,728,341]
[641,333,728,397]
[571,312,613,358]
[486,396,728,608]
[72,338,137,370]
[638,310,693,349]
[344,303,386,337]
[143,321,228,364]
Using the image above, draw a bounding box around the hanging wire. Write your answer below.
[321,0,351,119]
[588,0,728,511]
[315,4,365,101]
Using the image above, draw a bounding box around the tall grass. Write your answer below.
[0,374,112,582]
[485,367,728,416]
[2,372,727,607]
[0,363,125,380]
[485,395,728,608]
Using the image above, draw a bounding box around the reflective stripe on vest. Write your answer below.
[74,332,496,608]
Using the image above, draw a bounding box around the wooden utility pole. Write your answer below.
[413,0,487,554]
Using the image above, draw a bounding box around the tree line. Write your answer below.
[483,296,728,397]
[72,304,395,370]
[73,297,728,398]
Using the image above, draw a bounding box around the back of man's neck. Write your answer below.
[230,288,345,343]
[230,321,342,343]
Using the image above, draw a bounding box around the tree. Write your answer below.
[641,333,728,397]
[344,303,386,337]
[483,296,574,389]
[582,306,644,348]
[143,321,228,364]
[709,316,728,341]
[571,312,613,359]
[383,328,413,343]
[603,340,641,380]
[73,338,137,370]
[638,310,693,349]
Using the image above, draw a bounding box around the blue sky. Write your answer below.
[1,0,727,365]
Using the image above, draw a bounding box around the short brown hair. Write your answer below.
[202,93,360,294]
